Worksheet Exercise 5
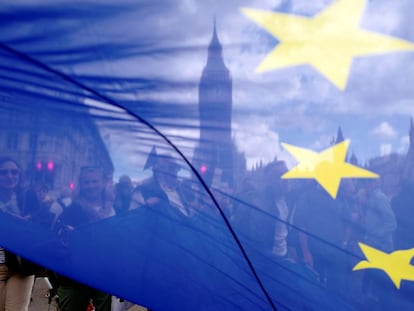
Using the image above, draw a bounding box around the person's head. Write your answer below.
[79,166,106,201]
[33,183,49,202]
[0,157,22,192]
[153,154,180,186]
[116,175,133,193]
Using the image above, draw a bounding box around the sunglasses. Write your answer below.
[0,169,20,177]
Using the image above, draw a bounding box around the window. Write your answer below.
[7,133,18,150]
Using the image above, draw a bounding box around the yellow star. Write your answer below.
[241,0,414,90]
[353,243,414,289]
[281,140,378,198]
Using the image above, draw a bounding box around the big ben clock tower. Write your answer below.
[193,22,233,188]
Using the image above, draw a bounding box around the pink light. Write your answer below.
[47,161,54,171]
[200,164,208,174]
[69,182,75,190]
[36,162,42,170]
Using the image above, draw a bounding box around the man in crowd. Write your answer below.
[56,166,115,311]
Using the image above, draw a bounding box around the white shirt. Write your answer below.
[0,193,20,216]
[273,198,289,257]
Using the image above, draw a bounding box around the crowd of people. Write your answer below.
[0,157,123,311]
[0,153,413,310]
[230,160,413,310]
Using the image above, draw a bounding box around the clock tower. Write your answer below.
[193,22,233,188]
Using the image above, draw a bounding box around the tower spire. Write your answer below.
[213,15,216,33]
[207,18,223,63]
[194,19,233,187]
[335,126,345,143]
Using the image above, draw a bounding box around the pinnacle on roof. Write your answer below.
[336,126,345,143]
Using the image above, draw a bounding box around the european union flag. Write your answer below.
[1,0,414,310]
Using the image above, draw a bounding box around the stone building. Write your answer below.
[0,100,113,192]
[369,118,414,197]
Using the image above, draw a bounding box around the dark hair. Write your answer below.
[0,156,25,213]
[0,156,23,189]
[0,156,22,169]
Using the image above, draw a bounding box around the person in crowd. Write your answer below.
[230,158,295,295]
[56,166,115,311]
[283,179,303,260]
[113,175,134,215]
[135,154,192,219]
[357,179,397,310]
[0,156,37,311]
[265,161,290,258]
[58,188,73,209]
[334,179,362,302]
[231,177,262,242]
[392,165,414,250]
[294,180,349,290]
[24,183,55,229]
[46,187,74,231]
[232,161,290,258]
[390,168,414,311]
[359,179,396,252]
[132,154,209,310]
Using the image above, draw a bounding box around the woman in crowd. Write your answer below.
[0,156,36,311]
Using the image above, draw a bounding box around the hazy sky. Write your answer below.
[2,0,414,177]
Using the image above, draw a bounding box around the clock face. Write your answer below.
[208,87,225,98]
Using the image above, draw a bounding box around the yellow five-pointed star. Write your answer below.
[241,0,414,90]
[281,140,378,198]
[353,243,414,289]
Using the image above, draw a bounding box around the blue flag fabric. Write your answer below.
[1,1,414,310]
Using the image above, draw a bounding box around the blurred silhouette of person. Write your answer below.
[392,165,414,250]
[359,179,396,252]
[56,166,114,311]
[232,177,261,236]
[265,161,290,258]
[357,179,397,310]
[233,161,290,257]
[135,154,192,219]
[113,175,133,215]
[24,183,55,229]
[0,156,38,311]
[295,180,349,290]
[59,188,73,208]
